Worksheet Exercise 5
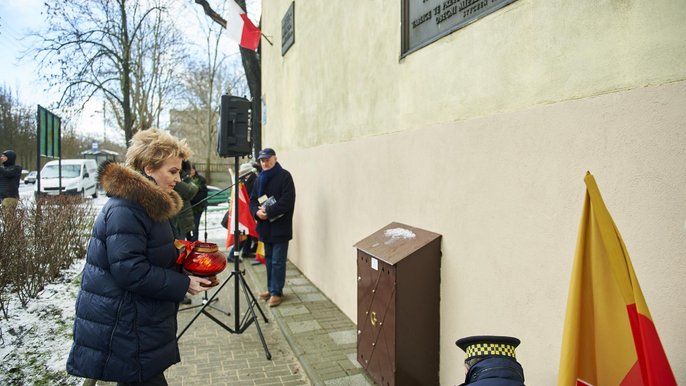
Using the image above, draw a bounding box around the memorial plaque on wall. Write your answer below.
[281,2,295,56]
[402,0,518,56]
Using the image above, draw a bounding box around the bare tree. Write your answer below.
[197,0,233,181]
[235,0,262,153]
[127,4,186,130]
[34,0,186,145]
[193,0,262,154]
[0,86,35,167]
[168,0,249,183]
[170,59,247,183]
[0,86,109,170]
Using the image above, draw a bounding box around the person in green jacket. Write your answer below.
[172,160,198,240]
[172,160,199,305]
[188,163,208,241]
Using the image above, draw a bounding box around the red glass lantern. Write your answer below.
[182,242,227,286]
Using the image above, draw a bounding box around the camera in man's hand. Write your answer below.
[181,160,192,179]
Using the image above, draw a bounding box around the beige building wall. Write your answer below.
[260,1,686,384]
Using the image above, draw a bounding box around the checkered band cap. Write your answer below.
[456,335,520,361]
[464,342,516,360]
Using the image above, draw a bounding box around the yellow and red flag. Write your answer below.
[254,240,266,265]
[226,182,258,248]
[558,172,676,386]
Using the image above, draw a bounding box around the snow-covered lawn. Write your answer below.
[0,259,84,385]
[0,192,229,385]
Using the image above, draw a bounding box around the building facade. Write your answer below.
[260,1,686,384]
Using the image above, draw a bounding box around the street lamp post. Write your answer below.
[91,100,107,145]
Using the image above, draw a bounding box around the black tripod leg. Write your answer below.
[177,271,237,340]
[176,156,272,358]
[178,289,219,312]
[237,250,269,322]
[202,205,207,242]
[238,272,272,360]
[242,276,270,322]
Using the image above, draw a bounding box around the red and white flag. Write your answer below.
[226,182,258,248]
[224,0,261,51]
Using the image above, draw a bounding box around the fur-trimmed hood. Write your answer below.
[98,160,183,222]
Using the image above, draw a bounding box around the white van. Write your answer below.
[38,159,98,198]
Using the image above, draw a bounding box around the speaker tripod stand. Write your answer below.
[177,157,271,360]
[177,285,221,312]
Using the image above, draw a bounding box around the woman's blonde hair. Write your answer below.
[125,128,193,172]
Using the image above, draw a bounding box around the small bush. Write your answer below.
[0,196,94,318]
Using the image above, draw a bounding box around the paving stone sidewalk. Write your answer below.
[243,256,374,386]
[86,239,374,386]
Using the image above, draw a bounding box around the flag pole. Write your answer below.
[261,33,273,46]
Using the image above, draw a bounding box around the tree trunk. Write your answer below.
[120,0,134,144]
[235,0,262,155]
[240,46,261,155]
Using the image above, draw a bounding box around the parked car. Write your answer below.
[206,185,230,206]
[37,159,98,198]
[24,171,37,184]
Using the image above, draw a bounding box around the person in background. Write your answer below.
[188,163,208,242]
[243,160,260,197]
[0,150,22,207]
[241,161,261,256]
[172,160,198,305]
[222,162,261,261]
[455,335,526,386]
[173,160,198,240]
[67,129,211,386]
[249,148,296,307]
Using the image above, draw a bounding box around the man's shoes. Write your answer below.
[258,291,271,301]
[268,295,282,307]
[181,296,192,305]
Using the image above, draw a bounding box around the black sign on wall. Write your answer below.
[401,0,518,57]
[282,2,295,56]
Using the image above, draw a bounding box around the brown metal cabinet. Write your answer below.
[354,222,442,386]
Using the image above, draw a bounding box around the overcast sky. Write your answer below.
[0,0,47,106]
[0,0,260,145]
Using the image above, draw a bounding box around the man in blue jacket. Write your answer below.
[456,335,526,386]
[249,148,296,307]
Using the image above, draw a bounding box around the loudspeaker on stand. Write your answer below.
[217,95,251,157]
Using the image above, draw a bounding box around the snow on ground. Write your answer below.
[0,191,230,385]
[0,259,85,385]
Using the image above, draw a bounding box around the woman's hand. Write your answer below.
[187,276,212,295]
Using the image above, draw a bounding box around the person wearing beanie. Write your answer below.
[0,150,22,207]
[456,335,526,386]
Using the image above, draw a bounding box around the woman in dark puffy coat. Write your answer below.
[67,129,211,386]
